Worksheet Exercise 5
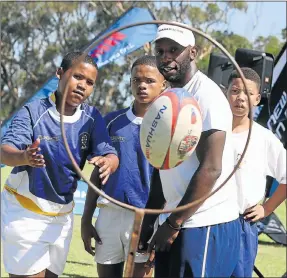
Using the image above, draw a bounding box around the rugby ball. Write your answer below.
[140,88,202,169]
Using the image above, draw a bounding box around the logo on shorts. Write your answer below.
[79,132,89,150]
[178,131,198,158]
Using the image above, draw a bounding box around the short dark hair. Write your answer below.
[131,55,157,71]
[60,51,98,72]
[228,67,261,92]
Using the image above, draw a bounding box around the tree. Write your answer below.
[254,35,284,58]
[2,1,282,121]
[1,2,93,119]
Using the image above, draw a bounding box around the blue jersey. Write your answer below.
[97,107,153,208]
[2,94,117,216]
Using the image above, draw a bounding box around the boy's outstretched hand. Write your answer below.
[88,154,118,185]
[24,138,46,168]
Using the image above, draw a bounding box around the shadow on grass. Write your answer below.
[258,240,286,247]
[66,260,93,266]
[63,273,97,277]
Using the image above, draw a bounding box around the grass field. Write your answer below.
[1,166,286,277]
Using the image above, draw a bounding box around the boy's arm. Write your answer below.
[244,183,286,222]
[88,110,119,184]
[82,166,102,222]
[1,144,28,166]
[245,131,286,222]
[81,166,102,255]
[263,183,286,216]
[1,106,42,167]
[139,169,166,249]
[1,139,45,167]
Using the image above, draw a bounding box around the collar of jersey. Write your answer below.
[126,104,142,125]
[48,92,83,123]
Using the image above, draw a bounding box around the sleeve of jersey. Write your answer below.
[266,132,286,184]
[1,106,33,150]
[199,87,232,132]
[88,110,118,158]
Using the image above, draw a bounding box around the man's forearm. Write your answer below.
[263,183,287,216]
[169,167,221,227]
[1,145,26,166]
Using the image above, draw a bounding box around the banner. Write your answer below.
[1,7,157,137]
[257,42,287,147]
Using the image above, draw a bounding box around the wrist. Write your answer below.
[81,214,93,224]
[166,217,182,231]
[168,215,183,228]
[262,204,271,217]
[105,154,118,173]
[21,150,29,166]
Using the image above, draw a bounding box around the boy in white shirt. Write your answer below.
[226,67,287,277]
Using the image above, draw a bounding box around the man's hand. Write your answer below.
[81,220,102,256]
[24,138,45,167]
[147,221,179,253]
[88,156,113,185]
[143,222,179,268]
[244,204,265,222]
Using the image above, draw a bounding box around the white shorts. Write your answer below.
[95,206,149,265]
[1,190,74,276]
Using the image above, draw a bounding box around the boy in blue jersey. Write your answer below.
[1,51,119,277]
[226,68,286,277]
[81,55,166,278]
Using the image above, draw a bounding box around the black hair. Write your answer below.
[228,67,261,92]
[131,55,157,71]
[60,51,98,72]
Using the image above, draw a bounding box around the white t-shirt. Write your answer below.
[232,121,286,214]
[159,70,239,228]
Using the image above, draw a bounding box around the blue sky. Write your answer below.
[225,2,286,42]
[156,1,286,42]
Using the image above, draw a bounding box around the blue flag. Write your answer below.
[1,7,157,138]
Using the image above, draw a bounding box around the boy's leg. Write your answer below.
[94,207,126,278]
[232,216,258,277]
[48,213,74,276]
[97,263,124,278]
[2,190,74,277]
[1,190,51,276]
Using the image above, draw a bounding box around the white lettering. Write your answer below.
[275,122,286,139]
[267,91,287,131]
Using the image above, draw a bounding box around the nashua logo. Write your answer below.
[145,105,167,158]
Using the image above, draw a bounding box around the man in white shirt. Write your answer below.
[226,67,287,277]
[139,22,240,277]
